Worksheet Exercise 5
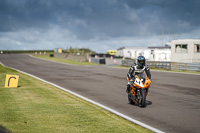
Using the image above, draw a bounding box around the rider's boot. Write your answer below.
[126,85,130,93]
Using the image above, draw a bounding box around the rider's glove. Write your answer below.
[130,79,134,82]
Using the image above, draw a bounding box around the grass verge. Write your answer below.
[32,54,100,66]
[0,64,151,133]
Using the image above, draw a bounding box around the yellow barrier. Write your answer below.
[5,74,19,88]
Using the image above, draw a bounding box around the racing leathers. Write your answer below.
[126,63,151,93]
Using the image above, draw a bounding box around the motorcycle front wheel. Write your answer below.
[140,89,146,108]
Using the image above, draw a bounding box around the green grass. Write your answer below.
[113,66,200,75]
[0,65,151,133]
[32,54,100,66]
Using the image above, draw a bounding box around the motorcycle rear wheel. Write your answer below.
[140,89,146,108]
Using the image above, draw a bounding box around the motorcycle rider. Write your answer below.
[126,56,151,93]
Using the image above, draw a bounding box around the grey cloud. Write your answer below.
[125,0,200,34]
[1,0,199,35]
[0,0,199,52]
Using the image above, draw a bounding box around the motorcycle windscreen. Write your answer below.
[137,73,146,84]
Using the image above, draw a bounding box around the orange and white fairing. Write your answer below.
[133,75,151,89]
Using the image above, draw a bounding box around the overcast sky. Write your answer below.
[0,0,200,53]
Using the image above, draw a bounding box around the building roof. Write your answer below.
[148,45,171,49]
[117,45,171,50]
[169,39,200,45]
[117,46,148,50]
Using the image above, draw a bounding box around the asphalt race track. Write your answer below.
[1,54,200,133]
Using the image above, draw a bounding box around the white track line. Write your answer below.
[0,62,165,133]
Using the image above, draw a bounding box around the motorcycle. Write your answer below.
[127,73,151,107]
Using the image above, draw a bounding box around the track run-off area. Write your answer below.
[1,54,200,133]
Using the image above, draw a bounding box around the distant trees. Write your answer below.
[65,48,96,54]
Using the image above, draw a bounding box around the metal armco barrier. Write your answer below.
[122,59,136,67]
[91,58,106,64]
[122,59,200,71]
[171,62,200,71]
[148,61,171,70]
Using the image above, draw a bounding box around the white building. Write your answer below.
[168,39,200,63]
[117,47,149,59]
[117,46,171,61]
[148,46,171,61]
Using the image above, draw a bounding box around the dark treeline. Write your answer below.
[1,50,54,54]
